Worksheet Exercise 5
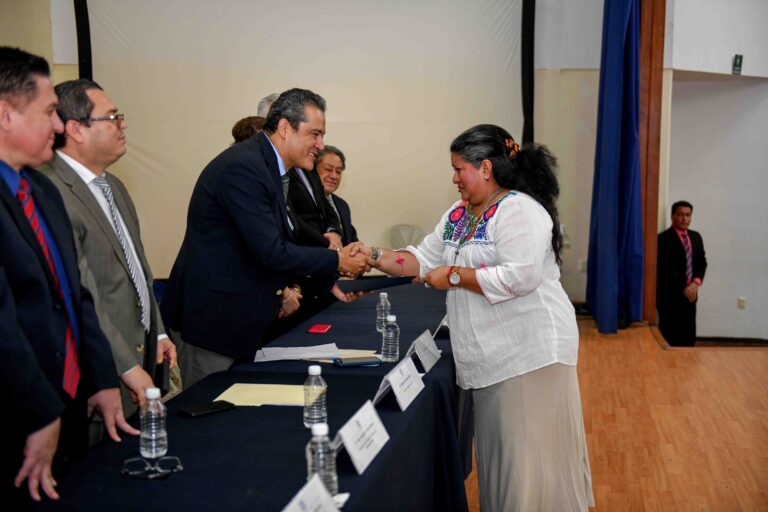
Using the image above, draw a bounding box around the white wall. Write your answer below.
[534,0,603,301]
[668,72,768,338]
[666,0,768,77]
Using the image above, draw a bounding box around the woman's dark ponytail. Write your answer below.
[450,125,564,266]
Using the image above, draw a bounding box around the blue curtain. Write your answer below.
[586,0,644,333]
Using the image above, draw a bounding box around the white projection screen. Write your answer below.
[88,0,523,275]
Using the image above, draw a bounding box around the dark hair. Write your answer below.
[53,79,103,149]
[0,47,50,107]
[263,88,326,134]
[671,200,693,215]
[231,116,265,143]
[450,124,564,266]
[315,145,346,170]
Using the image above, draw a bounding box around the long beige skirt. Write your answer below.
[472,363,594,512]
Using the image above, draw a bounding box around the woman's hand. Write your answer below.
[415,266,453,290]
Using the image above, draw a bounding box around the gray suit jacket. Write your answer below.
[41,153,165,415]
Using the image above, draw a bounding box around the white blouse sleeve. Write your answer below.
[475,197,552,304]
[405,208,452,274]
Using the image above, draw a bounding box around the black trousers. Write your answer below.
[658,298,697,347]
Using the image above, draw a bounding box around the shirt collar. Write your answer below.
[57,150,101,184]
[674,227,688,236]
[265,136,287,177]
[0,159,22,194]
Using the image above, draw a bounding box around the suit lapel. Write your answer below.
[51,155,132,275]
[0,175,60,295]
[256,133,292,237]
[107,174,151,275]
[26,172,82,302]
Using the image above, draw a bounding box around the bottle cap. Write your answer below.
[308,365,321,376]
[387,314,396,322]
[311,423,329,436]
[145,387,161,399]
[380,292,388,299]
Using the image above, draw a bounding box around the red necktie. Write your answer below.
[681,231,693,284]
[17,177,80,398]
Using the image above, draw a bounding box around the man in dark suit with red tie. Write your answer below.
[0,47,137,506]
[657,200,707,346]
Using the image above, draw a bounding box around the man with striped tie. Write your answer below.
[0,47,137,505]
[41,79,177,420]
[657,200,708,346]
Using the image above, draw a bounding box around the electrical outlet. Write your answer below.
[578,259,587,273]
[737,297,746,310]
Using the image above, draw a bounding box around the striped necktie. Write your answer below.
[681,231,693,283]
[93,175,151,332]
[17,177,80,398]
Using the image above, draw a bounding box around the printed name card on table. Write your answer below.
[281,474,338,512]
[335,400,390,475]
[372,357,425,411]
[405,329,442,373]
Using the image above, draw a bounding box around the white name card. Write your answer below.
[336,400,389,475]
[281,474,338,512]
[373,357,425,411]
[405,329,442,373]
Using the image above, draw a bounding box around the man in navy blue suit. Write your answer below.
[0,47,138,506]
[163,88,368,387]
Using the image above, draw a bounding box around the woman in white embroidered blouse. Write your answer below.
[361,125,593,511]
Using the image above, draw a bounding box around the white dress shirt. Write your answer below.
[407,191,579,389]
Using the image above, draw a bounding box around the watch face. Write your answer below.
[449,271,461,286]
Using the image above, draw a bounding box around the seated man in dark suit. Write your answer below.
[162,88,368,388]
[657,200,707,346]
[0,47,137,506]
[316,145,358,245]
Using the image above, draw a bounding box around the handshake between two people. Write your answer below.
[335,241,386,277]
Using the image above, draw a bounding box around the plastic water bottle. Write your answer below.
[140,387,167,459]
[306,423,338,496]
[303,365,328,428]
[381,314,400,363]
[376,292,391,333]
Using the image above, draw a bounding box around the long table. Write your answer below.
[34,285,470,511]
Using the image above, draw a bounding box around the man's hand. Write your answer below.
[121,365,155,408]
[278,286,302,318]
[683,282,699,303]
[415,266,452,290]
[156,337,177,368]
[331,283,364,303]
[337,243,370,277]
[14,418,61,502]
[87,388,140,442]
[323,232,343,251]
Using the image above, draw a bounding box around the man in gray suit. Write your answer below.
[41,80,176,418]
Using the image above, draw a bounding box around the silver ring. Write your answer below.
[424,281,431,288]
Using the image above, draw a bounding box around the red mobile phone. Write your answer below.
[307,324,332,334]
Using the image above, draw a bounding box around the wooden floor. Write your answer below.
[464,317,768,511]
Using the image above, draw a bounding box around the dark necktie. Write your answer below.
[281,173,290,200]
[17,177,80,398]
[681,232,693,283]
[93,176,150,332]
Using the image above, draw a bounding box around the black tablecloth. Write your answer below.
[34,285,469,511]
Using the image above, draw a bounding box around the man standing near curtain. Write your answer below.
[0,47,137,506]
[317,145,358,246]
[657,200,707,346]
[41,79,177,419]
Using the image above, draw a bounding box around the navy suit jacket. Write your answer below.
[287,168,341,247]
[330,193,358,246]
[163,133,338,360]
[0,168,118,439]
